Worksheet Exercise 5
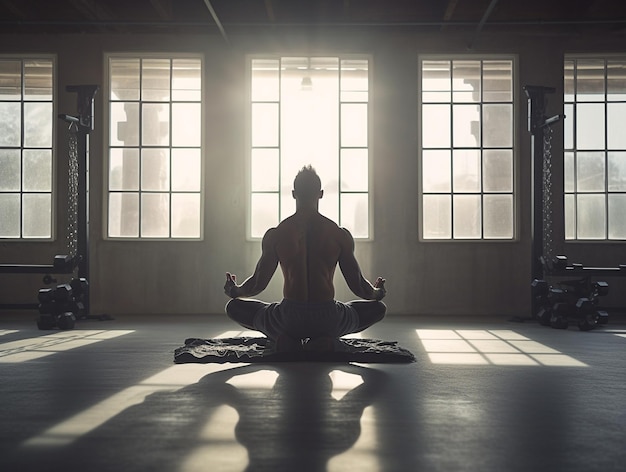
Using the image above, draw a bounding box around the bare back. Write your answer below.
[269,210,349,302]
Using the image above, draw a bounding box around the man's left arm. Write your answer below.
[224,229,279,299]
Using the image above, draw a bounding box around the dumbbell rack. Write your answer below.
[0,85,102,330]
[531,255,620,330]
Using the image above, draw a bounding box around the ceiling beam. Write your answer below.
[0,0,27,19]
[69,0,114,20]
[443,0,460,21]
[468,0,500,49]
[202,0,229,44]
[149,0,173,20]
[264,0,275,22]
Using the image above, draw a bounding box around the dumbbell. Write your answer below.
[575,298,598,331]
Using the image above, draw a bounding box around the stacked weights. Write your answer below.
[37,278,88,330]
[531,275,609,331]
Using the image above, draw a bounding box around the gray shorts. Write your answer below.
[253,299,360,340]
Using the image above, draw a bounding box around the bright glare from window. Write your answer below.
[250,57,370,238]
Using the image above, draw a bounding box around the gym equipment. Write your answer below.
[36,279,87,330]
[0,85,103,330]
[524,85,619,331]
[532,256,611,331]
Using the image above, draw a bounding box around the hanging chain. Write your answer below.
[67,129,79,260]
[542,124,554,264]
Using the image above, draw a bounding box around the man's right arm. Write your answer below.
[337,228,386,301]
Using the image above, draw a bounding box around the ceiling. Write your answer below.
[1,0,626,38]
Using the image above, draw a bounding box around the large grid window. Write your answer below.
[564,56,626,240]
[0,58,54,239]
[420,58,515,240]
[249,56,370,239]
[107,56,202,239]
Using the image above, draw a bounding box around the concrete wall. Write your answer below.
[1,27,625,316]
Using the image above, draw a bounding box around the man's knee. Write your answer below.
[373,300,387,322]
[225,298,263,330]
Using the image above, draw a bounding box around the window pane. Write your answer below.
[141,193,169,237]
[564,152,575,192]
[251,59,279,102]
[453,104,480,147]
[171,148,201,191]
[576,103,605,149]
[608,194,626,239]
[251,148,279,191]
[142,59,170,101]
[142,103,170,146]
[22,150,51,191]
[0,194,20,237]
[422,150,451,192]
[608,152,626,191]
[340,149,368,191]
[453,61,480,103]
[251,103,278,147]
[341,103,367,147]
[422,60,450,102]
[0,149,20,191]
[172,59,201,101]
[110,58,140,100]
[24,102,52,147]
[22,193,51,237]
[423,195,451,239]
[422,104,450,148]
[453,195,481,238]
[108,193,139,237]
[484,194,513,238]
[0,102,21,146]
[576,59,605,102]
[109,148,139,191]
[171,193,201,238]
[483,60,512,102]
[483,149,512,192]
[577,194,606,239]
[0,60,21,99]
[341,59,368,102]
[172,102,201,146]
[564,194,575,240]
[483,104,512,147]
[607,103,626,149]
[110,102,139,146]
[141,149,170,191]
[577,152,605,192]
[24,60,52,100]
[607,60,626,101]
[340,193,368,238]
[564,104,574,149]
[453,149,480,192]
[251,193,279,238]
[564,60,575,102]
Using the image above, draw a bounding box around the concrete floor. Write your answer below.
[1,313,625,472]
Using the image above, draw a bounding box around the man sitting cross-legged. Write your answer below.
[224,165,386,352]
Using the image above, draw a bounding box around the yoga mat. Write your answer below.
[174,337,415,364]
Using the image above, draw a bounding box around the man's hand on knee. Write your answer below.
[224,272,240,298]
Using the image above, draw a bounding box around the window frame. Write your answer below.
[563,53,626,242]
[0,54,56,241]
[417,54,520,242]
[245,54,374,241]
[103,52,205,241]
